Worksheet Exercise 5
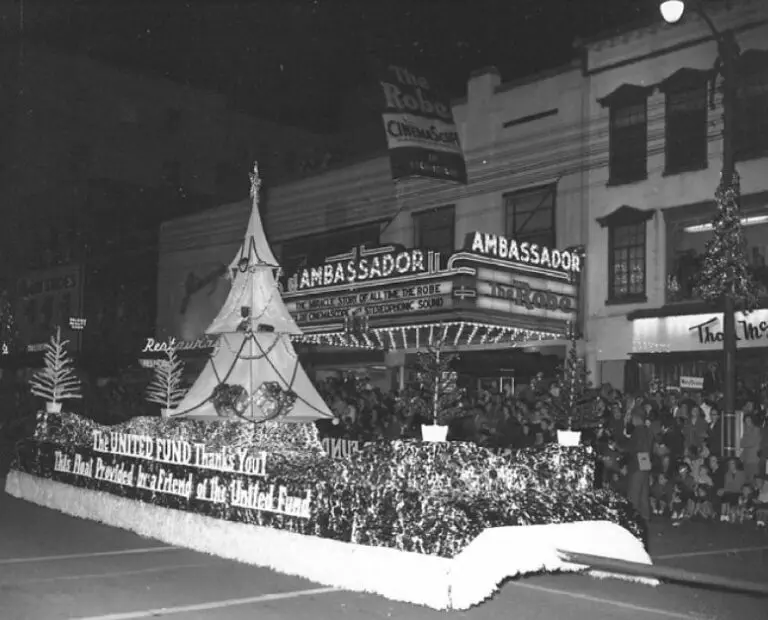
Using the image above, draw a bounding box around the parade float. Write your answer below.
[5,166,655,610]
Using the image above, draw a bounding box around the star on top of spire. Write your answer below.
[249,162,262,199]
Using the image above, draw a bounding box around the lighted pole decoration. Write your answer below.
[661,0,759,457]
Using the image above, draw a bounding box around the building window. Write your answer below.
[735,50,768,161]
[609,223,646,301]
[504,185,556,249]
[664,80,708,174]
[281,223,382,276]
[599,84,652,186]
[413,205,455,257]
[609,101,648,184]
[597,205,654,304]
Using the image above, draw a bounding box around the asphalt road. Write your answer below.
[2,479,767,620]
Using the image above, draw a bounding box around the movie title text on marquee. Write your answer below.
[288,249,428,292]
[467,232,581,274]
[286,281,451,324]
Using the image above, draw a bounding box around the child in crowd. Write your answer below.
[692,482,715,520]
[651,472,673,516]
[734,484,755,524]
[670,484,686,522]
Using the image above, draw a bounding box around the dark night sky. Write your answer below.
[19,0,653,132]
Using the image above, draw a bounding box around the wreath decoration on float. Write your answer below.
[211,382,297,422]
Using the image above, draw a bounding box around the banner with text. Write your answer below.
[379,65,467,184]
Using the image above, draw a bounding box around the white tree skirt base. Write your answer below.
[4,470,657,610]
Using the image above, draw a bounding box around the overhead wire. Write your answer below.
[45,83,739,268]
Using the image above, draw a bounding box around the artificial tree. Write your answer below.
[146,347,186,416]
[695,173,759,311]
[29,326,82,414]
[553,327,598,434]
[405,340,465,441]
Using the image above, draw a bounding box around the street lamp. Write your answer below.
[660,0,749,457]
[659,0,686,23]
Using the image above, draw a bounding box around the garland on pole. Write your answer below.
[695,172,759,311]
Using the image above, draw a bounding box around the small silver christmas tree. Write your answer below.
[146,347,186,413]
[29,326,82,411]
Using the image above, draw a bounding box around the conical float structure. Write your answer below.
[173,164,332,422]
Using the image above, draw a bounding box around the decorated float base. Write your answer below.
[5,470,655,611]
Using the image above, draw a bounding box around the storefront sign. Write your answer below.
[287,247,432,293]
[680,376,704,390]
[142,336,218,354]
[16,265,83,352]
[286,281,453,325]
[465,232,581,274]
[632,309,768,353]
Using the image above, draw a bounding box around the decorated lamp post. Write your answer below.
[661,0,759,457]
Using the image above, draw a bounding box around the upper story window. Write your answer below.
[504,185,556,249]
[735,49,768,161]
[599,84,652,186]
[413,205,455,257]
[597,205,655,304]
[661,68,709,174]
[281,223,382,276]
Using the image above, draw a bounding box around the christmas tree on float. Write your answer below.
[171,163,332,422]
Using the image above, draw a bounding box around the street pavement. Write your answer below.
[2,478,767,620]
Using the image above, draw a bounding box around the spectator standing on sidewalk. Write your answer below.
[624,406,655,521]
[740,414,762,483]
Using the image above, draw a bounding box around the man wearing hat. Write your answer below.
[624,405,655,521]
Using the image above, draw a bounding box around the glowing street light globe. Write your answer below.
[660,0,686,24]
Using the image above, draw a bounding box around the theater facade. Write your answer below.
[282,231,582,391]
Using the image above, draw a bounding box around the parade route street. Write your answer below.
[2,482,767,620]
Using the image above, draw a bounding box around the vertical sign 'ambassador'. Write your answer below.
[379,65,467,184]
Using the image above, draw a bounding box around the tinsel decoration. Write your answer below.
[145,346,186,410]
[211,384,249,418]
[0,290,19,356]
[12,412,645,560]
[29,327,82,406]
[251,381,297,420]
[404,340,465,426]
[695,172,759,311]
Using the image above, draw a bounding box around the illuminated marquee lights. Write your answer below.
[468,231,581,274]
[290,249,428,292]
[291,321,562,351]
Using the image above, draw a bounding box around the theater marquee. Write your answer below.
[283,234,580,333]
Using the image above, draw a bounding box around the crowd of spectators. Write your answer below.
[315,373,768,527]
